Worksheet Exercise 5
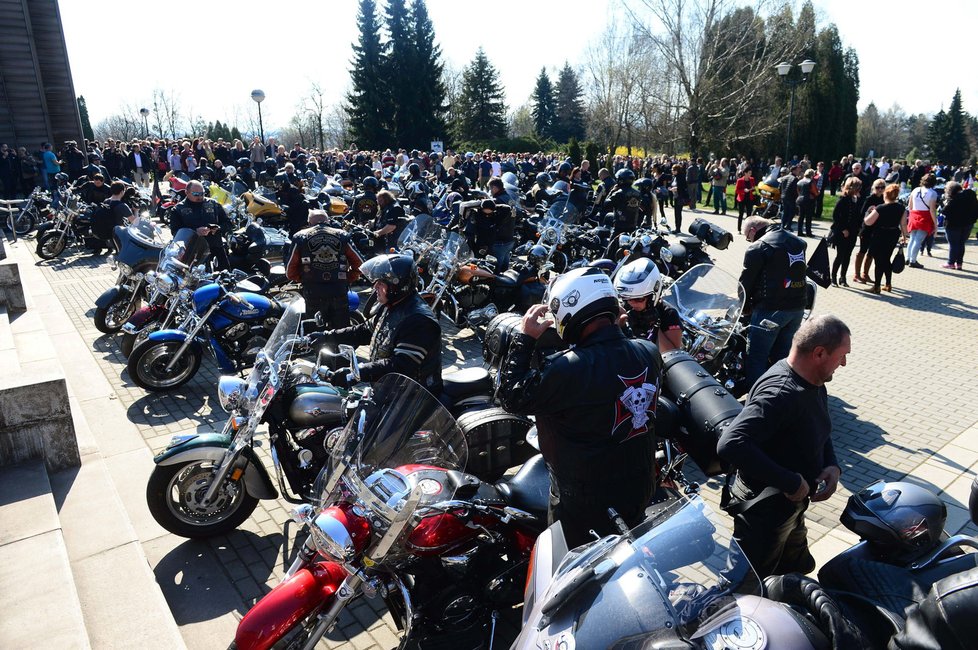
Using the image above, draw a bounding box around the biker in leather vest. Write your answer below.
[739,219,809,311]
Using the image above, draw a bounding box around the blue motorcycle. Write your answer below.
[126,276,286,392]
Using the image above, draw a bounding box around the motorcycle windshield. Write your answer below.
[397,215,440,251]
[161,228,210,270]
[662,264,745,349]
[320,374,467,561]
[241,297,304,423]
[519,496,762,647]
[126,217,166,249]
[544,192,582,226]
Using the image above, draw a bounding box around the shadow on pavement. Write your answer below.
[127,386,222,431]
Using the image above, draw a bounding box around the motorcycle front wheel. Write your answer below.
[127,340,202,391]
[146,460,258,539]
[36,230,68,259]
[9,208,37,236]
[94,294,140,334]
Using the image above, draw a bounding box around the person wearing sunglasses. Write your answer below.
[169,180,233,269]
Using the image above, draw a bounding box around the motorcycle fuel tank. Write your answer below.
[288,384,345,428]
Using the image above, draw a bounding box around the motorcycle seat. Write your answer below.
[495,271,519,289]
[495,454,549,521]
[442,367,493,401]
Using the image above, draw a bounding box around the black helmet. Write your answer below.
[527,244,548,267]
[361,176,379,191]
[408,163,421,178]
[236,157,251,168]
[264,158,277,172]
[450,176,469,192]
[88,153,101,162]
[361,253,419,303]
[557,161,572,177]
[355,154,365,165]
[535,172,552,187]
[306,160,318,172]
[635,177,654,193]
[841,481,947,556]
[615,168,636,185]
[55,172,69,183]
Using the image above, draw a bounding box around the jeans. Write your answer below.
[780,202,797,231]
[907,229,928,263]
[745,307,804,388]
[712,186,727,213]
[491,240,514,273]
[946,227,969,265]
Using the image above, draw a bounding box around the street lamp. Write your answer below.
[775,59,816,163]
[251,89,266,145]
[139,107,150,138]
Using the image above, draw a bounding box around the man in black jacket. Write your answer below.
[169,180,233,269]
[778,164,800,232]
[739,215,808,387]
[498,267,663,548]
[717,314,848,579]
[316,253,442,394]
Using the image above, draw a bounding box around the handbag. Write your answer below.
[891,244,906,274]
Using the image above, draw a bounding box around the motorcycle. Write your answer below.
[231,372,549,650]
[125,263,286,391]
[515,192,583,273]
[8,187,53,236]
[34,195,93,260]
[93,217,166,334]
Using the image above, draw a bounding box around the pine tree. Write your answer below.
[455,48,507,143]
[946,89,970,164]
[553,63,586,143]
[231,126,242,142]
[407,0,447,147]
[531,68,556,139]
[346,0,390,150]
[77,96,94,140]
[384,0,414,147]
[929,110,951,162]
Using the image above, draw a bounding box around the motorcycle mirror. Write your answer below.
[970,475,978,526]
[759,319,778,330]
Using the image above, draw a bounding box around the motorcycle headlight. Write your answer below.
[311,511,356,562]
[619,234,631,246]
[108,254,117,270]
[660,247,674,263]
[117,261,133,276]
[155,272,175,294]
[217,376,248,412]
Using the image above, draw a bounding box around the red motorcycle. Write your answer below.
[231,373,549,650]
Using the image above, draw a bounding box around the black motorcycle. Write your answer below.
[93,218,166,333]
[8,187,53,236]
[34,195,94,260]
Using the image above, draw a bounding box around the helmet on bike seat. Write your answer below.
[535,172,552,187]
[361,253,419,303]
[527,244,548,268]
[635,177,654,193]
[547,266,620,344]
[614,257,664,304]
[361,176,379,192]
[841,481,947,556]
[615,168,636,185]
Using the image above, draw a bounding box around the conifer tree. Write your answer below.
[77,96,94,140]
[346,0,390,149]
[553,63,586,143]
[407,0,447,147]
[384,0,414,146]
[531,68,556,140]
[455,48,507,142]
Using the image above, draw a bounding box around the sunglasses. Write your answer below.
[190,191,204,196]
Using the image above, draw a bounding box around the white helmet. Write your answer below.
[547,267,620,344]
[614,258,664,303]
[501,171,518,188]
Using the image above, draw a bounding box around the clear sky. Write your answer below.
[58,0,977,131]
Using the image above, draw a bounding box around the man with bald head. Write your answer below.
[169,179,233,269]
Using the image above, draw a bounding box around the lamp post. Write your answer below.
[775,59,816,164]
[139,107,150,138]
[251,89,266,145]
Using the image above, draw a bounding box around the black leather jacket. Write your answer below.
[889,566,978,650]
[498,325,662,488]
[603,185,643,233]
[739,225,808,311]
[329,292,442,393]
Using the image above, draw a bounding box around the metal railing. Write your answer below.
[0,198,27,259]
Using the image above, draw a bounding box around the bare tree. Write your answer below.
[441,62,465,140]
[151,88,182,139]
[583,21,648,156]
[508,103,535,140]
[625,0,802,155]
[94,105,141,142]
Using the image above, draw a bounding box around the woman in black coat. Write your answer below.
[670,163,688,233]
[941,181,978,269]
[830,176,864,286]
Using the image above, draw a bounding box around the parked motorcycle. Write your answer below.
[92,217,166,333]
[34,195,94,260]
[125,265,286,391]
[231,372,547,650]
[8,187,52,235]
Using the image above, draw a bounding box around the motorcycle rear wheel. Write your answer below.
[9,208,37,236]
[127,340,202,391]
[146,460,258,539]
[94,295,140,334]
[36,230,67,259]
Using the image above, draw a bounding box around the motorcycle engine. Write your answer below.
[222,322,250,341]
[455,284,490,311]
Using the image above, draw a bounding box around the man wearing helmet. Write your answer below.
[350,176,380,226]
[314,253,442,393]
[499,267,664,548]
[601,168,644,238]
[525,172,552,208]
[614,258,681,351]
[258,158,279,191]
[717,314,849,579]
[287,209,364,327]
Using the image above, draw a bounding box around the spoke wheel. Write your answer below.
[146,460,258,538]
[127,340,201,391]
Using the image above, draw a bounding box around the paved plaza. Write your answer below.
[6,209,978,649]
